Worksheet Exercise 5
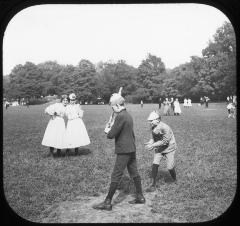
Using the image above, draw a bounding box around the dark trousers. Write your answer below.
[111,152,140,183]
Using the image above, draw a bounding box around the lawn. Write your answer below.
[3,102,237,222]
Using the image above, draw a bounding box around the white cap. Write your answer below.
[109,87,125,106]
[69,93,76,100]
[147,111,160,121]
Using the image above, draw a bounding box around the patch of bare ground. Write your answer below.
[40,190,183,223]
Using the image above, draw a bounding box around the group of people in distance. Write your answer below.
[199,96,210,108]
[183,98,192,108]
[160,97,182,116]
[41,93,90,157]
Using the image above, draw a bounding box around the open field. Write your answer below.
[3,102,237,223]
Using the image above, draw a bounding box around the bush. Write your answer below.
[28,98,49,105]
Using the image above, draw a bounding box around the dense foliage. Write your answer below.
[3,22,236,103]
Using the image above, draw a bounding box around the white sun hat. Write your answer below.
[69,93,76,100]
[147,111,160,121]
[109,87,125,106]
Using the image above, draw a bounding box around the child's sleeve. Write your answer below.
[44,104,55,116]
[107,114,125,139]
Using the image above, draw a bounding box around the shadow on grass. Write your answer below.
[75,148,92,156]
[44,148,92,158]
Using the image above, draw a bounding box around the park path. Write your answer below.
[40,190,182,223]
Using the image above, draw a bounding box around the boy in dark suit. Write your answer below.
[93,88,145,211]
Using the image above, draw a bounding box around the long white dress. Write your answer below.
[65,104,90,148]
[187,98,192,107]
[174,100,182,114]
[183,98,188,107]
[42,103,67,149]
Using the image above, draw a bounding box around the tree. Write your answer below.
[202,21,236,98]
[70,59,97,103]
[137,54,166,101]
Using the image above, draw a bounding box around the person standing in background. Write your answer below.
[205,96,210,108]
[158,97,162,109]
[173,98,181,115]
[163,98,170,116]
[183,98,188,108]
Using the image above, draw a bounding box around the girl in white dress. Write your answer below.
[173,98,181,115]
[65,93,90,154]
[42,95,69,157]
[183,98,188,108]
[187,98,192,107]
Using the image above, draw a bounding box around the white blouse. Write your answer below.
[45,103,66,117]
[65,104,83,120]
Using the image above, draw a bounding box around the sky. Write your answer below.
[3,3,230,75]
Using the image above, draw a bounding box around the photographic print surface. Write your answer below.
[3,3,236,223]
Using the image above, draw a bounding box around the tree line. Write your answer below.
[3,21,236,104]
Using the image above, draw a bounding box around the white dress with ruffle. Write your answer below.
[42,103,67,149]
[183,99,188,107]
[174,101,182,114]
[65,104,90,148]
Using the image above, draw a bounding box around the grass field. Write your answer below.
[3,102,237,222]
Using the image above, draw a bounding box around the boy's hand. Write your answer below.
[104,126,111,134]
[145,143,155,151]
[144,139,154,145]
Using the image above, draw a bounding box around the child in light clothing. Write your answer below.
[145,111,177,192]
[227,102,236,118]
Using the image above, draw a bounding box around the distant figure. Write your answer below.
[140,100,143,108]
[163,98,171,116]
[226,96,230,104]
[227,102,236,118]
[183,98,188,108]
[173,98,181,115]
[187,98,192,108]
[158,97,162,109]
[233,95,237,106]
[5,101,10,110]
[170,97,174,113]
[200,97,204,106]
[205,96,210,108]
[26,99,30,108]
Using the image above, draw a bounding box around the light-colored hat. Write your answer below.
[109,87,125,106]
[69,93,76,100]
[147,111,160,121]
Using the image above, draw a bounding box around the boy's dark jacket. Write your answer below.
[107,109,136,154]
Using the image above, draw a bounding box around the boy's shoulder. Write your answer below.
[153,121,169,132]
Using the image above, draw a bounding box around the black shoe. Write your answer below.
[92,199,112,211]
[53,150,62,157]
[128,194,146,204]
